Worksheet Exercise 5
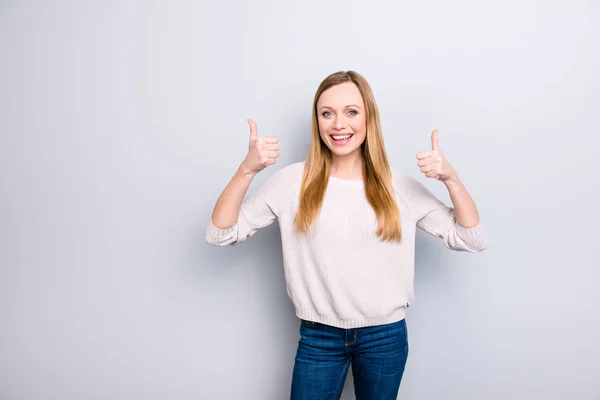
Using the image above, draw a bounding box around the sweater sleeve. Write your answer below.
[205,166,291,247]
[396,172,488,253]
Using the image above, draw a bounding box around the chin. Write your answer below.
[330,145,361,157]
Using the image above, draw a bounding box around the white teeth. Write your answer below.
[332,134,352,140]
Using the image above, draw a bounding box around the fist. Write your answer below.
[416,129,456,182]
[241,119,280,175]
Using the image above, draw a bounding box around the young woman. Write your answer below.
[206,71,487,399]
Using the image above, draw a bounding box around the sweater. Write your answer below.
[205,162,487,329]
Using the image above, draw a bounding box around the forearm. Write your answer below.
[210,163,257,229]
[443,176,481,228]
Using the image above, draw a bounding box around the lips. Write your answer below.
[330,133,354,141]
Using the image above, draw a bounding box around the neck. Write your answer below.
[330,151,364,180]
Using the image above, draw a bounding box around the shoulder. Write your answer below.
[389,166,433,204]
[273,161,305,178]
[389,166,447,216]
[257,161,305,197]
[267,161,305,185]
[390,166,420,189]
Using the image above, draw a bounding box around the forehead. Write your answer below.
[317,82,364,108]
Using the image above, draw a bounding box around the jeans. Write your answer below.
[290,318,409,400]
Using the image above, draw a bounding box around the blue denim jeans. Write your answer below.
[290,318,409,399]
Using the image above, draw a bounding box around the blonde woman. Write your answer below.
[206,71,487,399]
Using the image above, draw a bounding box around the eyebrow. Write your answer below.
[319,104,362,111]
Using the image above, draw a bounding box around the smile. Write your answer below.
[331,134,354,141]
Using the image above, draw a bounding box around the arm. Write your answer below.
[210,164,258,230]
[411,129,487,252]
[206,119,281,246]
[443,176,480,229]
[400,175,487,252]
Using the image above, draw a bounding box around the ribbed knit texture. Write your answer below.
[206,162,487,329]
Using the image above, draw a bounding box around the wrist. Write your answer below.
[443,175,462,189]
[238,162,258,179]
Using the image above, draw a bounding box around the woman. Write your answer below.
[206,71,487,399]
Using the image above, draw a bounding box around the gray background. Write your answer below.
[1,0,598,399]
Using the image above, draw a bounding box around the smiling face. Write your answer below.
[316,81,367,159]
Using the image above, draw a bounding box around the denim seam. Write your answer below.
[346,330,358,347]
[334,359,351,399]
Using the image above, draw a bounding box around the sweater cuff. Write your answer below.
[205,219,238,245]
[455,221,488,250]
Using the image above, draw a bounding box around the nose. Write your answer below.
[333,115,344,130]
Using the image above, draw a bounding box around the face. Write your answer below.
[316,81,367,159]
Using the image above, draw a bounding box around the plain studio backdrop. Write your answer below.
[1,1,598,399]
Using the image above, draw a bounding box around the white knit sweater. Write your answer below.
[206,162,487,329]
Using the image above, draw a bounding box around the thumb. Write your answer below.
[431,129,440,151]
[247,118,258,140]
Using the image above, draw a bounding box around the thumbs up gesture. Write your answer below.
[241,119,280,175]
[416,129,457,183]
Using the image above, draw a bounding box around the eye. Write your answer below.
[321,111,332,117]
[347,110,357,116]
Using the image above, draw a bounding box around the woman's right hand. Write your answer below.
[240,119,280,175]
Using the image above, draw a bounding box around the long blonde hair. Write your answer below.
[294,71,402,242]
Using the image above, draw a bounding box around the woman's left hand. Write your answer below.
[416,129,458,183]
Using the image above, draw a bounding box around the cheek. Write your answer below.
[351,116,367,135]
[318,119,330,135]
